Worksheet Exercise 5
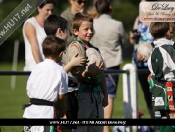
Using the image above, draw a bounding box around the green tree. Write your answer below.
[0,0,139,62]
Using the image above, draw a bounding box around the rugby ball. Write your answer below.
[137,41,153,62]
[86,48,103,79]
[66,41,86,76]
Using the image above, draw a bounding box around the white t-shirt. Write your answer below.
[23,17,46,71]
[23,59,68,118]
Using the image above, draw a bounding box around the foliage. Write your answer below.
[112,2,138,33]
[0,0,138,62]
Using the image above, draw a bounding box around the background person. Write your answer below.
[61,0,86,45]
[23,0,55,71]
[129,0,154,119]
[91,0,128,131]
[87,6,99,19]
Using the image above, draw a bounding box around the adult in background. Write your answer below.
[87,6,99,19]
[129,0,154,119]
[61,0,86,45]
[91,0,128,132]
[23,0,55,71]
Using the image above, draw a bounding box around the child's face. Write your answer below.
[169,26,174,40]
[73,21,93,43]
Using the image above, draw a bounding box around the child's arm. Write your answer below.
[100,74,108,107]
[81,61,104,78]
[64,53,87,73]
[137,52,146,62]
[56,94,66,118]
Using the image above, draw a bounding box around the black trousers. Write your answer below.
[65,91,79,129]
[137,66,152,109]
[160,110,170,119]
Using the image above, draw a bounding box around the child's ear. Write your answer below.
[55,28,62,38]
[166,30,171,40]
[58,52,63,58]
[73,29,78,36]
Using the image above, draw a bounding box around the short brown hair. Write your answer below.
[42,36,66,58]
[72,12,93,31]
[149,22,169,39]
[44,15,67,36]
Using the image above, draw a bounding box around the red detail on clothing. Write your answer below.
[170,110,175,113]
[169,101,174,106]
[147,74,152,79]
[166,82,175,87]
[167,91,173,96]
[166,81,175,118]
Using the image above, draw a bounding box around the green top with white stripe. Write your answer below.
[74,39,102,93]
[148,39,175,82]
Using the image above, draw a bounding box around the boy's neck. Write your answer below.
[45,57,59,63]
[155,36,168,41]
[76,39,89,45]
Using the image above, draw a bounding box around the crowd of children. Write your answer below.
[22,0,175,132]
[23,1,108,132]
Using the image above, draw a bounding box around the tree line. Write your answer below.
[0,0,141,62]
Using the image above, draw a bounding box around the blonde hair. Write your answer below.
[87,6,99,19]
[137,41,153,62]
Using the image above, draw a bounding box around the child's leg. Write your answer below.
[88,92,104,132]
[76,92,94,132]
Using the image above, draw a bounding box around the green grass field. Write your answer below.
[0,61,151,132]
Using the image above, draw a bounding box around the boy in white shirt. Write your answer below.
[23,36,68,132]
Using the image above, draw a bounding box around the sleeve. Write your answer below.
[161,47,175,71]
[58,69,68,95]
[119,22,128,48]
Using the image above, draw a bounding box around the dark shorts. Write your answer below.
[105,66,120,98]
[160,110,170,119]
